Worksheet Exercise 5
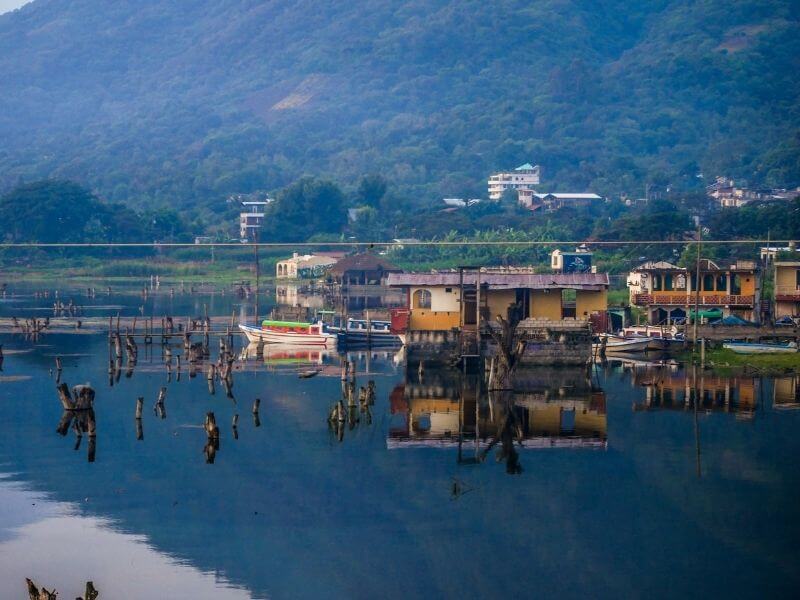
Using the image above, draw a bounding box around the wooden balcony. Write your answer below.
[775,286,800,303]
[633,294,755,307]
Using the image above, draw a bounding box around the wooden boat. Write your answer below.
[329,317,401,347]
[619,326,685,351]
[593,334,651,354]
[239,320,337,346]
[722,341,798,355]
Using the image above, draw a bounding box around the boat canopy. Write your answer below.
[262,319,311,328]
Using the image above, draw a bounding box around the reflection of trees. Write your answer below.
[479,392,523,474]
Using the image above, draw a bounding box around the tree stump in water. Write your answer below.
[485,315,525,391]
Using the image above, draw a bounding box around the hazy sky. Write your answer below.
[0,0,30,15]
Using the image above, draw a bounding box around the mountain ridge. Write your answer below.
[0,0,797,210]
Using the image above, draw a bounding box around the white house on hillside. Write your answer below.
[487,163,541,200]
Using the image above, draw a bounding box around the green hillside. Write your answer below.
[0,0,797,210]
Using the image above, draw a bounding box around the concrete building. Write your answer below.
[518,191,603,211]
[329,254,401,286]
[706,176,764,208]
[275,253,338,279]
[774,261,800,319]
[388,270,609,366]
[627,259,761,324]
[487,163,541,200]
[239,199,273,242]
[551,246,594,273]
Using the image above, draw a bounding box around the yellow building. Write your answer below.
[627,259,761,324]
[774,261,800,319]
[386,270,609,332]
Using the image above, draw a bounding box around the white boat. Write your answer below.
[619,326,685,351]
[327,317,401,346]
[722,341,798,355]
[593,335,651,353]
[239,320,337,346]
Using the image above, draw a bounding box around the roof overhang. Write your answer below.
[386,272,609,291]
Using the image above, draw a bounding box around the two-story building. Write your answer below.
[239,199,273,242]
[774,261,800,319]
[487,163,541,200]
[388,269,609,365]
[627,259,761,324]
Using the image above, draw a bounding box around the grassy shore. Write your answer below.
[682,347,800,375]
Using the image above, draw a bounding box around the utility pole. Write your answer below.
[254,230,259,324]
[692,222,702,349]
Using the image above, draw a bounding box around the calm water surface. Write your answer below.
[0,291,798,598]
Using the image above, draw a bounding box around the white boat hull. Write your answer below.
[239,324,337,347]
[723,342,797,355]
[594,336,652,353]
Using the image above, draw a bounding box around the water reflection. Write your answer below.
[389,368,608,474]
[631,369,758,418]
[774,376,800,410]
[2,327,799,598]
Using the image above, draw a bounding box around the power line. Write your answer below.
[0,239,792,248]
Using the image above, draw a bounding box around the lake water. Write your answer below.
[0,286,799,598]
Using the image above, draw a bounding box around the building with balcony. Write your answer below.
[239,199,273,242]
[627,259,761,324]
[388,269,609,365]
[487,163,541,200]
[774,261,800,319]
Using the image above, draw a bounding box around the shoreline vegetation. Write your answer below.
[681,347,800,376]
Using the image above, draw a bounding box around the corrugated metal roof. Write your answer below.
[386,272,609,290]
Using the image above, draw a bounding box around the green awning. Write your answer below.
[688,308,723,319]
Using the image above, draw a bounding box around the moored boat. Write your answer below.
[329,317,401,347]
[239,320,337,346]
[593,334,651,354]
[722,341,798,355]
[619,326,685,351]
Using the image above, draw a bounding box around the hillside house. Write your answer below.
[487,163,541,200]
[239,199,273,241]
[518,190,603,211]
[627,259,761,324]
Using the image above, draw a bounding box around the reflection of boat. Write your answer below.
[241,343,332,365]
[593,335,651,353]
[722,341,798,354]
[239,320,336,346]
[329,318,401,347]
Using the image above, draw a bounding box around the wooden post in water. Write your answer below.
[693,223,702,349]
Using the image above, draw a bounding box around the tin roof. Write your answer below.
[386,272,609,290]
[330,254,401,275]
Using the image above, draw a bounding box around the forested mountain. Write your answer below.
[0,0,797,211]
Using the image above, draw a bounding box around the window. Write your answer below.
[413,289,431,309]
[796,270,800,289]
[716,274,727,291]
[652,274,662,291]
[664,274,673,291]
[703,274,715,291]
[731,274,742,295]
[445,287,452,293]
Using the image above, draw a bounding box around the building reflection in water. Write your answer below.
[773,376,800,410]
[388,368,607,473]
[631,369,758,419]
